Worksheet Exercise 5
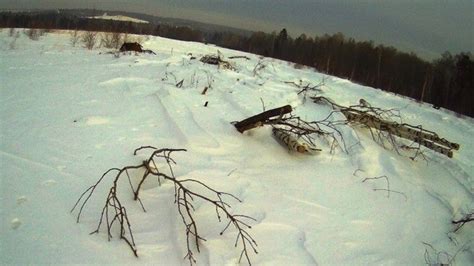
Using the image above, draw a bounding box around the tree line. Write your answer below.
[212,29,473,117]
[0,11,204,42]
[1,11,472,117]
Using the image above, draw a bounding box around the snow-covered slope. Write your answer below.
[1,30,473,265]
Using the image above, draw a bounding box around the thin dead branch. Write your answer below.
[252,60,266,78]
[353,169,407,200]
[176,79,184,88]
[229,55,251,60]
[71,147,257,265]
[422,241,469,265]
[259,98,266,112]
[452,213,474,232]
[266,111,350,154]
[285,78,326,103]
[227,168,238,177]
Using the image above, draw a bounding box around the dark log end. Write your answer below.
[234,105,292,133]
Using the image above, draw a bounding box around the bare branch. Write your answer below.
[72,147,257,265]
[285,78,326,103]
[452,213,474,232]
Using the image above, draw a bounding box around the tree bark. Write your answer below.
[234,105,292,133]
[341,109,459,157]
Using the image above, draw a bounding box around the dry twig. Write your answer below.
[285,78,326,103]
[266,112,349,154]
[229,55,251,60]
[452,213,474,233]
[71,147,257,265]
[422,241,470,265]
[353,169,407,201]
[252,60,266,78]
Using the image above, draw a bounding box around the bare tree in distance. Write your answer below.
[8,28,15,37]
[25,29,40,41]
[100,32,122,49]
[111,32,122,49]
[81,31,98,50]
[9,31,20,50]
[70,30,80,47]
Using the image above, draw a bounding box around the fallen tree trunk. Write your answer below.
[234,105,292,133]
[311,96,459,158]
[342,110,459,150]
[341,109,459,158]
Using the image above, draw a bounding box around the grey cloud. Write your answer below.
[1,0,472,58]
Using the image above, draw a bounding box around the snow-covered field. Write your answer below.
[1,30,473,265]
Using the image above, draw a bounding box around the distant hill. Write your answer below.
[88,13,149,24]
[59,9,253,37]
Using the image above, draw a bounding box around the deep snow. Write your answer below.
[1,29,473,265]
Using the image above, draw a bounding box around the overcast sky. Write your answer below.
[1,0,472,59]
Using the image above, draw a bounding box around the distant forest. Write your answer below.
[1,10,472,117]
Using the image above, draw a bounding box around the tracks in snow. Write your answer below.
[154,93,220,149]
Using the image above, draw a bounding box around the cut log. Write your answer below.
[234,105,292,133]
[272,128,321,154]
